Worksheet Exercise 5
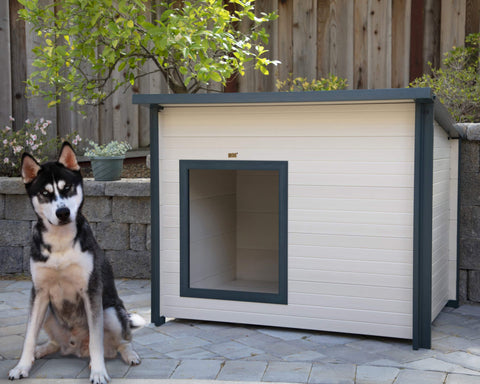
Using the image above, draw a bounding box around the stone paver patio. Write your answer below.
[1,279,480,383]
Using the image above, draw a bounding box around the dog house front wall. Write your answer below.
[133,89,460,349]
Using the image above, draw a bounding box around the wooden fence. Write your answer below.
[1,0,479,149]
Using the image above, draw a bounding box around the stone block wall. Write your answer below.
[456,123,480,303]
[459,138,480,302]
[0,178,151,279]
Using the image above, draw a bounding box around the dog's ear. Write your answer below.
[58,142,80,171]
[21,153,41,184]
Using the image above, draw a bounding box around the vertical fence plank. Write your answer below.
[317,0,331,78]
[392,0,411,88]
[254,0,278,92]
[423,0,441,74]
[465,0,480,35]
[293,0,317,79]
[98,80,114,145]
[317,0,330,78]
[112,77,139,148]
[238,10,256,92]
[74,104,99,144]
[369,0,392,88]
[9,0,27,128]
[56,95,74,139]
[441,0,466,60]
[354,0,369,89]
[138,60,167,148]
[327,0,354,87]
[54,1,74,142]
[25,0,57,146]
[0,1,12,125]
[409,0,424,82]
[277,0,293,85]
[137,1,163,148]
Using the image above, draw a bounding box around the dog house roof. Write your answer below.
[133,88,460,139]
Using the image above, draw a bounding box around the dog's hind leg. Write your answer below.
[103,307,142,365]
[34,309,60,359]
[35,341,60,359]
[118,342,141,366]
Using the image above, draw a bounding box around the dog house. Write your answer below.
[133,88,461,349]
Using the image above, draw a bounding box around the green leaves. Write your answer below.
[276,74,348,92]
[410,33,480,123]
[19,0,279,103]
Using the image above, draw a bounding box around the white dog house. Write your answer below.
[133,88,461,349]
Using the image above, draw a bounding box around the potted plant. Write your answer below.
[84,140,132,181]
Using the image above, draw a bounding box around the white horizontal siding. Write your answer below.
[163,148,413,162]
[160,103,415,137]
[431,122,451,320]
[290,210,412,226]
[157,101,416,339]
[161,309,410,339]
[449,141,459,301]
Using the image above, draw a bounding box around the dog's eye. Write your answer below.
[41,190,50,197]
[63,184,71,192]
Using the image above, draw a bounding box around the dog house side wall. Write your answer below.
[157,101,416,339]
[432,121,459,319]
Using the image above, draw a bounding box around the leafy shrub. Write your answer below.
[410,33,480,123]
[277,73,348,92]
[0,116,82,177]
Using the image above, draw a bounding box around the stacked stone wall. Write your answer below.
[0,178,151,278]
[454,124,480,303]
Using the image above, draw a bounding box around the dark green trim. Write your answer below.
[455,139,462,305]
[133,88,434,106]
[446,300,459,308]
[447,138,462,309]
[434,99,461,139]
[179,160,288,305]
[149,105,165,326]
[412,101,434,350]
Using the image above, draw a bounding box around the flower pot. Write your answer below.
[90,156,125,181]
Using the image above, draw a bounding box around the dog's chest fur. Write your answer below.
[32,226,94,327]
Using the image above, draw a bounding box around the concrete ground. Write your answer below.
[1,279,480,384]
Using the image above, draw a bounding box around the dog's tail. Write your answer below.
[129,313,147,330]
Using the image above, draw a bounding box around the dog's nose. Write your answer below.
[56,207,70,221]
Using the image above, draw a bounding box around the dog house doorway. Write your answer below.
[180,160,288,304]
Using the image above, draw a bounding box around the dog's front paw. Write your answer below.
[89,369,110,384]
[8,363,31,380]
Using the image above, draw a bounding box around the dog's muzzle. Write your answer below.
[56,207,71,224]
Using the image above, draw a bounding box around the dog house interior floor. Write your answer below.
[188,168,280,295]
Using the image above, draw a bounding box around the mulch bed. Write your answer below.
[80,158,150,179]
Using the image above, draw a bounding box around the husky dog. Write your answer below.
[8,143,145,384]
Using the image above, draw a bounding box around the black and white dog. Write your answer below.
[8,142,145,384]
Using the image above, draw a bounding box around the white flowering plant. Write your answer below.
[84,140,132,158]
[0,116,82,177]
